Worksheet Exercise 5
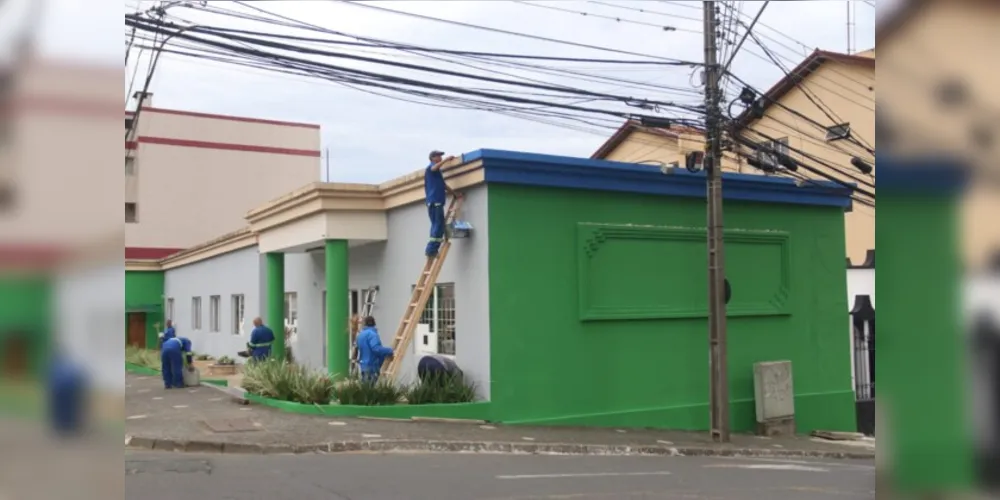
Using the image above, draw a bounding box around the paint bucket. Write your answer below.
[417,354,461,382]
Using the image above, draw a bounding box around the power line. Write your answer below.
[722,1,767,73]
[194,2,707,99]
[124,16,704,129]
[510,1,694,33]
[330,0,687,62]
[127,15,704,116]
[745,29,876,155]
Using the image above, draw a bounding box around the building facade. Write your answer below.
[127,150,859,434]
[591,50,876,264]
[124,92,322,259]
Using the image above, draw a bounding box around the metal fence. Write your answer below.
[851,294,876,436]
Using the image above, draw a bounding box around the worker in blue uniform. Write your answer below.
[424,150,460,258]
[160,337,186,389]
[356,316,393,383]
[248,317,275,361]
[47,350,88,436]
[163,320,176,340]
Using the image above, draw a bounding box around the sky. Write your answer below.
[117,1,876,183]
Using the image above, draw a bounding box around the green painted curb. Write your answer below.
[243,392,492,421]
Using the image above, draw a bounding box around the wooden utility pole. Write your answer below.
[702,0,730,443]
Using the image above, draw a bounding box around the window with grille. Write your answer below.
[231,294,245,335]
[209,295,221,332]
[166,298,174,322]
[415,283,456,356]
[125,157,136,176]
[284,292,298,337]
[125,202,138,223]
[191,297,202,330]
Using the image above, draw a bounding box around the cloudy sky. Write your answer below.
[120,1,876,183]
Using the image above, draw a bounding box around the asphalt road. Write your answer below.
[125,450,875,500]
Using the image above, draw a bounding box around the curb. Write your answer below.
[125,435,875,460]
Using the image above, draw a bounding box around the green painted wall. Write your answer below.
[487,184,855,433]
[0,275,52,376]
[125,271,164,349]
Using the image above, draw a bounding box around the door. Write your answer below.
[127,312,146,348]
[0,335,29,378]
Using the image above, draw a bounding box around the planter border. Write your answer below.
[243,392,492,421]
[125,363,229,387]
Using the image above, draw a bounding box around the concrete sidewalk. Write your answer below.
[124,373,875,459]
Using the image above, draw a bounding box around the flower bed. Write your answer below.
[240,359,488,419]
[243,392,492,421]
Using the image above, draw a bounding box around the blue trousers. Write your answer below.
[360,369,380,384]
[425,203,445,256]
[161,349,184,388]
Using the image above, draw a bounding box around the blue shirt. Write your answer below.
[424,162,446,206]
[163,326,176,340]
[356,326,393,372]
[178,337,192,353]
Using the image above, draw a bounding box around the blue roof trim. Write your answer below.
[876,154,968,195]
[463,149,853,209]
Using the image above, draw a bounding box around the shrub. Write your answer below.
[216,355,236,366]
[332,377,404,406]
[405,372,478,405]
[242,359,334,405]
[406,373,476,405]
[125,346,160,369]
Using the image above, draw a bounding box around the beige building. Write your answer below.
[877,0,1000,270]
[125,92,321,259]
[592,50,876,263]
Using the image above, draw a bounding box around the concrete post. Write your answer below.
[325,240,349,378]
[265,252,285,362]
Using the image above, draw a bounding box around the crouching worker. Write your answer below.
[248,317,275,361]
[356,316,393,383]
[160,337,186,389]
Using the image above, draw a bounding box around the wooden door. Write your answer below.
[127,313,146,348]
[0,335,28,378]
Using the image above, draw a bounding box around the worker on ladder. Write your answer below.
[425,150,461,258]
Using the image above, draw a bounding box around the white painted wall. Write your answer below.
[284,185,493,399]
[56,263,125,390]
[163,247,264,361]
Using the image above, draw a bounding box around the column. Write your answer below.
[265,252,286,362]
[325,239,350,378]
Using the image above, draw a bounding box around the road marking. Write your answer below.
[704,463,829,472]
[497,471,672,480]
[126,414,147,420]
[362,434,382,438]
[173,405,189,409]
[328,421,347,426]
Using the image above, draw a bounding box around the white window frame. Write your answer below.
[232,294,245,335]
[416,283,456,356]
[209,295,221,332]
[191,297,202,331]
[284,292,298,337]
